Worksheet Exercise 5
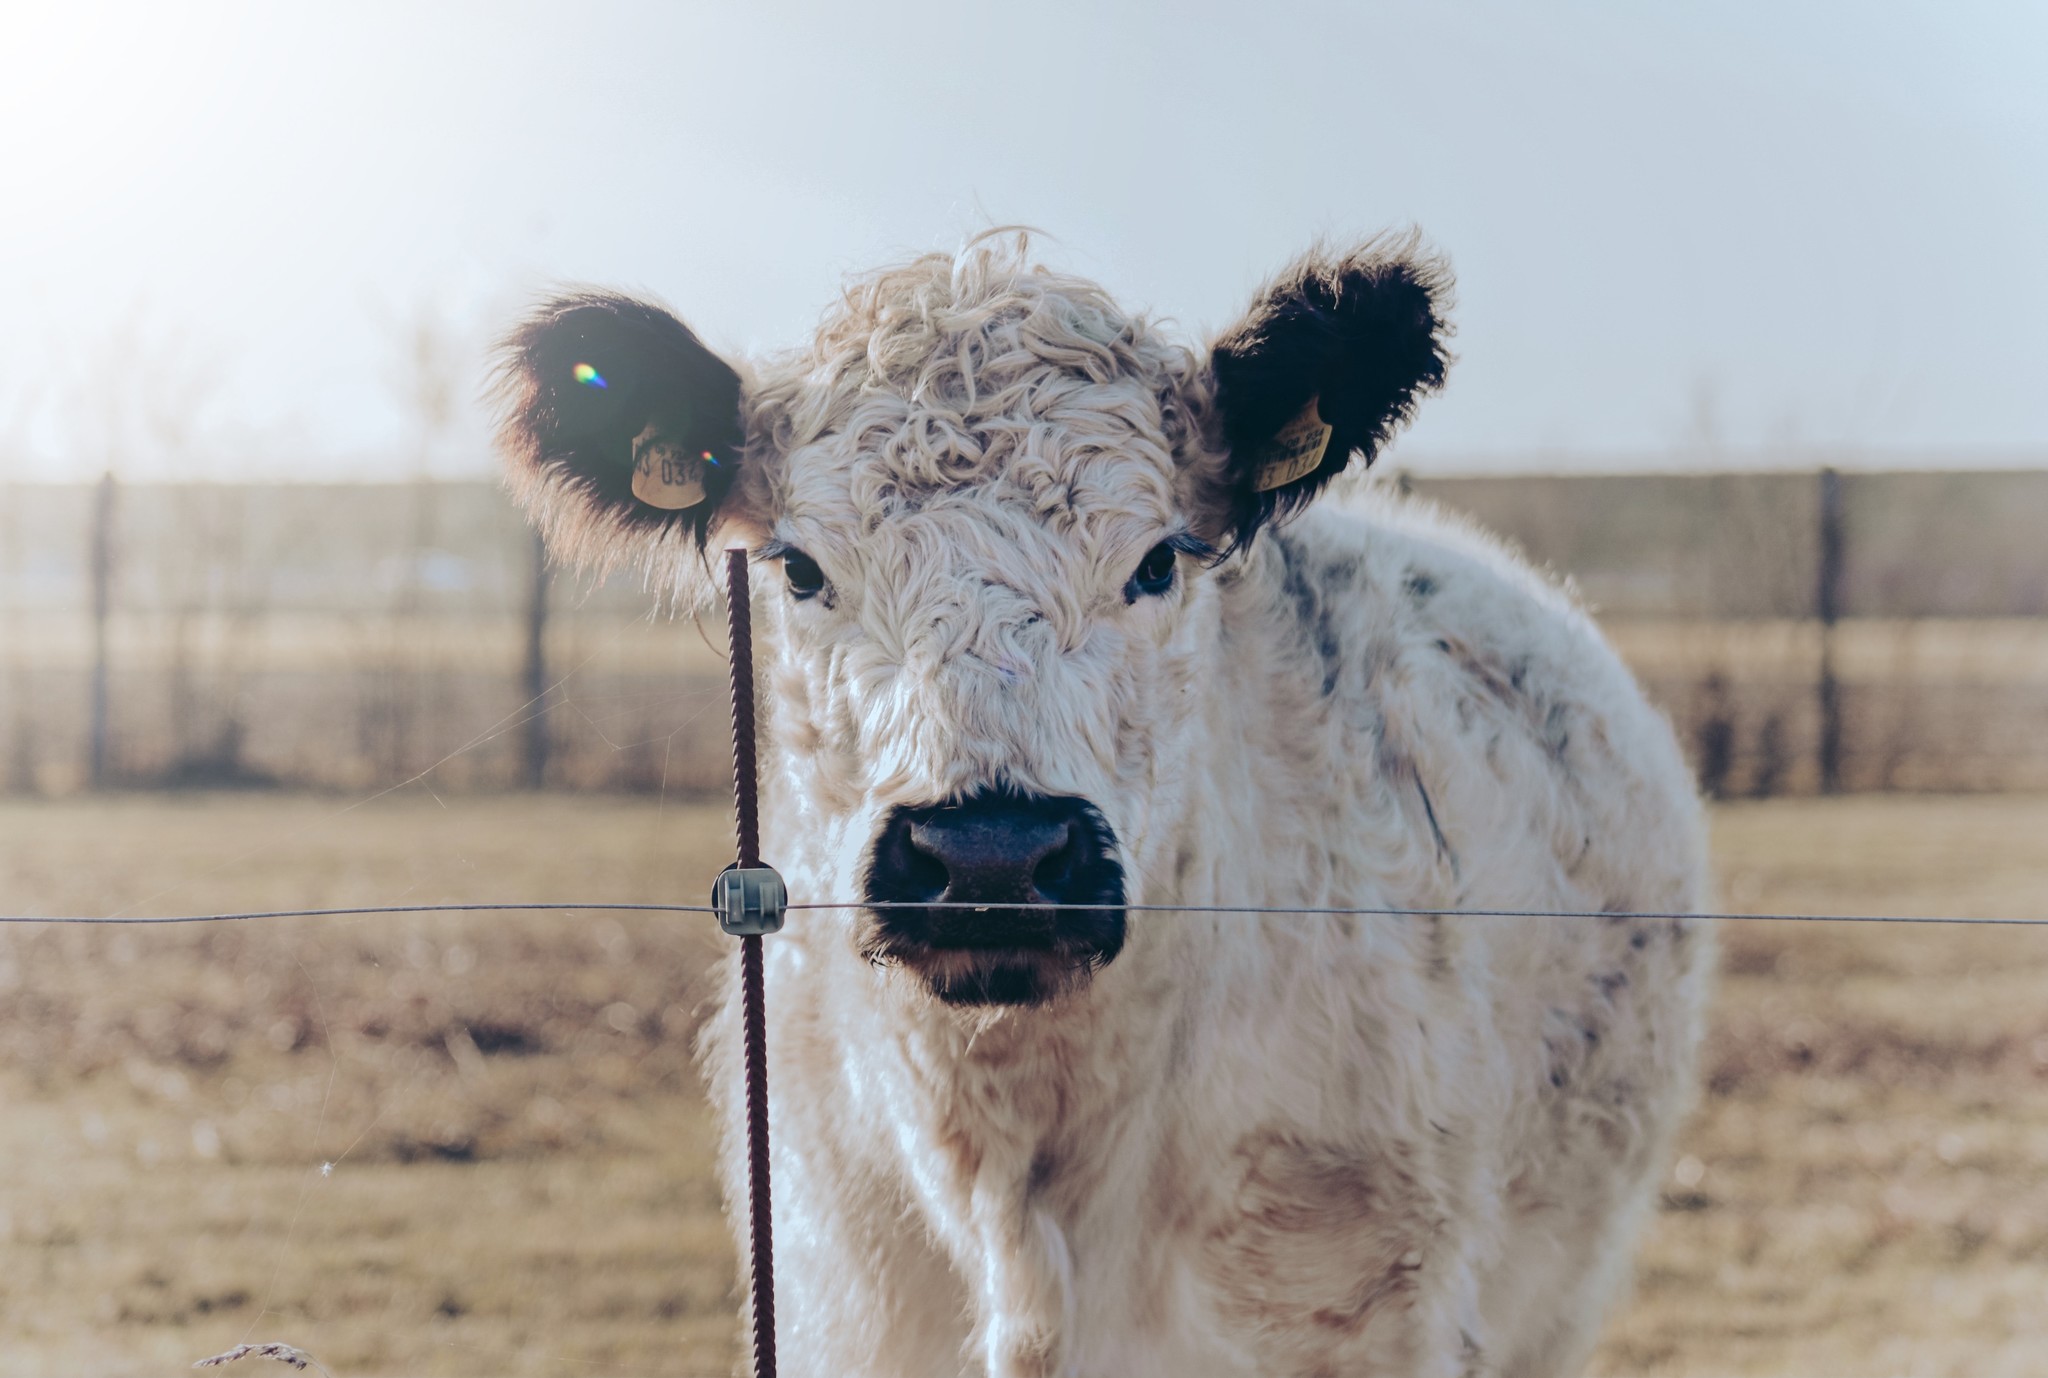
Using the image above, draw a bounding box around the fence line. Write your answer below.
[4,900,2045,927]
[7,471,2048,796]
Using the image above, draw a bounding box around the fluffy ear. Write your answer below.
[1203,238,1452,546]
[493,291,759,588]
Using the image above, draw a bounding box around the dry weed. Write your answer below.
[194,1342,333,1376]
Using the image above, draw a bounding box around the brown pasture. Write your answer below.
[2,792,2047,1375]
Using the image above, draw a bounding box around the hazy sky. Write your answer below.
[1,0,2042,479]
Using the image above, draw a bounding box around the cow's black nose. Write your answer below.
[870,793,1112,908]
[865,792,1126,952]
[862,792,1127,1002]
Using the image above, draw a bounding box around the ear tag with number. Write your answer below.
[1252,396,1334,492]
[630,423,711,510]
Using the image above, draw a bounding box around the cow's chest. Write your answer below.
[1191,1132,1445,1373]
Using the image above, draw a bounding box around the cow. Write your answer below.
[493,231,1712,1378]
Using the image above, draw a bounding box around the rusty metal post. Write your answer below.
[1816,466,1844,794]
[88,470,116,789]
[723,547,777,1378]
[520,528,549,789]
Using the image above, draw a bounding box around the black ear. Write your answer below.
[494,292,748,570]
[1207,240,1452,546]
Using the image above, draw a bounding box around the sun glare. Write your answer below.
[0,9,254,240]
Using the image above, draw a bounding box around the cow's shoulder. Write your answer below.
[1243,484,1610,712]
[1239,485,1702,911]
[1317,484,1589,637]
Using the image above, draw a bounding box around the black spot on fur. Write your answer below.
[1542,703,1571,761]
[1413,768,1458,879]
[1318,637,1342,685]
[1424,913,1453,980]
[1209,239,1454,548]
[1027,1150,1061,1197]
[1403,570,1436,601]
[1565,845,1590,880]
[1276,533,1343,697]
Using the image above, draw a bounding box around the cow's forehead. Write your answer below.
[756,245,1195,537]
[783,376,1178,517]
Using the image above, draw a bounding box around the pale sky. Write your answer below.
[1,0,2042,479]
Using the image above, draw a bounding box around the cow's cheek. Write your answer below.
[770,624,879,820]
[1120,623,1217,893]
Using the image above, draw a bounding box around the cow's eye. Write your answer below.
[1126,541,1178,601]
[780,549,825,600]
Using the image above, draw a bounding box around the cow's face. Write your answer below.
[496,234,1449,1006]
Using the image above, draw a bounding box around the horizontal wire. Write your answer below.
[0,903,717,925]
[820,901,2048,927]
[0,901,2043,926]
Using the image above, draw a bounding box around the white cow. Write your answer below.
[495,232,1711,1378]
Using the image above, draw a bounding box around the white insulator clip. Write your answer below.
[713,866,787,936]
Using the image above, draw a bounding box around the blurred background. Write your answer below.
[1,1,2044,1374]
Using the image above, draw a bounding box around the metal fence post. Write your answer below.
[521,527,549,788]
[88,470,116,789]
[1816,466,1844,795]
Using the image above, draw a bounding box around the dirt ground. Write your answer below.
[2,791,2047,1377]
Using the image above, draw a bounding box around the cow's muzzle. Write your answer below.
[861,791,1126,1005]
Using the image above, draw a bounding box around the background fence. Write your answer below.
[2,468,2045,797]
[1417,468,2048,795]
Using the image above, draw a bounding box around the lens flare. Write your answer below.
[571,362,606,389]
[701,449,719,466]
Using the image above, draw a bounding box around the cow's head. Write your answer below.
[495,234,1450,1006]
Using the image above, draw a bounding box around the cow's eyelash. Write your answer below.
[757,540,826,600]
[1125,531,1216,603]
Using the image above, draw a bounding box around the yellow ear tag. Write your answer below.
[629,423,711,510]
[1252,396,1334,492]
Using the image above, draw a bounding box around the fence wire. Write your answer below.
[2,901,2044,926]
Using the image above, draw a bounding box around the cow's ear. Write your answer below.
[1201,239,1452,547]
[493,291,763,593]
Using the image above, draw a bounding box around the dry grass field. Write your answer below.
[3,791,2048,1376]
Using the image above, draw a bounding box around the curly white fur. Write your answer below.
[527,235,1712,1378]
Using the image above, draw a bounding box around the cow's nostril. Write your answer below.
[1031,825,1082,902]
[871,813,949,904]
